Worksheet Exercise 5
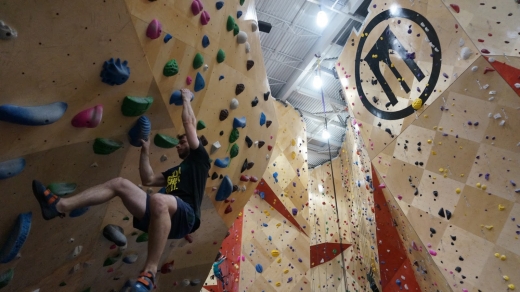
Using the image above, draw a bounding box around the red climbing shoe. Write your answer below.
[132,271,156,291]
[32,180,65,220]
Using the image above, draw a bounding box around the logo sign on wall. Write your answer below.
[355,8,442,120]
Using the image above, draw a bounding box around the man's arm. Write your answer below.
[139,139,166,186]
[181,88,199,150]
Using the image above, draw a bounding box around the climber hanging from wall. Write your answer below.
[212,252,227,291]
[31,88,210,292]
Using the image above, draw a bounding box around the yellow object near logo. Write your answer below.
[271,250,280,257]
[412,98,423,110]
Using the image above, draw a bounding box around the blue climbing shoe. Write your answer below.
[132,271,155,291]
[32,180,64,220]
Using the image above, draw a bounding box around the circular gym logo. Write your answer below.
[355,8,442,120]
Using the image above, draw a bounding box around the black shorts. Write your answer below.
[133,195,196,239]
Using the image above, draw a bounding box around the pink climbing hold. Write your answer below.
[200,11,211,25]
[191,0,203,15]
[242,255,245,261]
[379,184,386,188]
[449,4,460,13]
[146,19,162,39]
[483,67,495,74]
[186,76,193,85]
[397,195,403,200]
[429,249,437,256]
[71,104,103,128]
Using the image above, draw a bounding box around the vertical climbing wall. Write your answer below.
[337,0,520,291]
[0,0,278,291]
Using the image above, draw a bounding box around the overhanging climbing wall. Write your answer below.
[337,0,520,291]
[0,0,277,291]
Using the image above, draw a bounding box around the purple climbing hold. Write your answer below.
[146,19,162,39]
[200,11,211,25]
[443,72,449,78]
[292,208,298,216]
[485,173,490,181]
[191,0,203,15]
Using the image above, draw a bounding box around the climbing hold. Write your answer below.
[128,116,151,147]
[250,176,258,182]
[161,260,174,274]
[245,136,253,148]
[122,97,153,117]
[251,20,258,32]
[191,0,203,15]
[154,134,179,148]
[224,204,233,214]
[163,33,172,43]
[0,158,25,180]
[136,233,148,243]
[219,75,224,80]
[460,47,472,60]
[217,49,226,63]
[237,31,248,44]
[47,182,77,196]
[169,90,194,106]
[233,23,239,36]
[194,72,205,92]
[216,176,233,201]
[216,1,224,10]
[103,224,127,246]
[241,159,248,173]
[163,59,179,77]
[428,249,437,256]
[481,49,490,54]
[93,138,123,155]
[211,141,221,154]
[245,42,251,53]
[449,4,460,13]
[202,35,210,48]
[240,0,245,5]
[200,11,211,25]
[260,112,266,126]
[508,284,515,290]
[230,98,239,110]
[438,208,445,218]
[455,188,461,194]
[412,98,422,110]
[237,11,243,19]
[0,20,17,39]
[101,58,130,85]
[230,144,239,159]
[72,104,103,127]
[258,141,265,148]
[196,120,206,130]
[275,282,281,287]
[445,210,452,220]
[226,16,235,32]
[292,208,298,216]
[70,207,89,218]
[233,117,246,129]
[266,120,272,128]
[215,157,230,168]
[199,135,208,147]
[0,268,14,289]
[236,84,245,95]
[246,60,254,70]
[193,53,204,70]
[123,253,138,264]
[499,204,505,211]
[0,212,31,263]
[255,264,263,273]
[251,96,259,107]
[0,101,68,126]
[271,250,280,257]
[264,92,270,101]
[229,128,239,144]
[146,19,162,39]
[219,109,229,121]
[267,145,273,151]
[190,279,200,286]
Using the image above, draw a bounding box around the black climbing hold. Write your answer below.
[220,131,224,136]
[258,141,265,148]
[211,172,218,180]
[199,135,208,146]
[236,84,245,95]
[451,235,456,241]
[219,109,229,121]
[377,122,381,127]
[459,256,464,261]
[385,128,394,138]
[266,120,272,128]
[264,92,270,101]
[414,188,418,196]
[251,96,259,107]
[246,60,254,71]
[219,174,223,179]
[417,147,421,151]
[247,162,254,169]
[455,267,461,273]
[241,159,248,173]
[445,210,452,220]
[245,136,253,148]
[372,96,379,103]
[430,227,436,234]
[232,185,239,192]
[433,191,438,197]
[438,208,445,218]
[417,142,421,146]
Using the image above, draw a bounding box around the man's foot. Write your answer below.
[132,271,155,292]
[32,180,65,220]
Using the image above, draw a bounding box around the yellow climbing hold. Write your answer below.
[508,284,515,290]
[424,114,429,118]
[284,269,289,274]
[238,212,242,216]
[271,250,280,257]
[276,223,281,227]
[495,253,501,258]
[501,255,507,261]
[276,282,281,287]
[439,127,443,130]
[277,257,281,263]
[503,275,510,281]
[391,63,394,68]
[455,188,461,194]
[476,182,481,188]
[427,139,432,144]
[485,225,494,230]
[439,168,444,172]
[291,151,296,160]
[433,126,438,130]
[291,139,296,146]
[432,151,436,155]
[482,185,487,190]
[498,204,505,211]
[412,98,423,110]
[438,142,442,145]
[460,174,465,177]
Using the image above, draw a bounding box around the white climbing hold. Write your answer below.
[237,31,248,44]
[182,279,190,287]
[0,20,17,40]
[460,47,472,60]
[458,38,465,47]
[514,83,520,89]
[494,113,502,119]
[483,84,489,89]
[70,263,81,274]
[245,42,251,53]
[241,185,246,192]
[499,120,505,126]
[72,245,83,257]
[488,96,495,101]
[420,22,425,27]
[471,66,479,72]
[230,98,239,109]
[251,20,258,32]
[211,141,221,154]
[203,64,209,71]
[69,238,75,243]
[488,113,493,118]
[90,162,98,167]
[266,154,270,160]
[488,57,495,63]
[160,154,167,162]
[489,90,497,95]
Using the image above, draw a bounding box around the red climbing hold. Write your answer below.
[478,39,485,42]
[484,67,496,74]
[240,175,250,182]
[450,4,460,13]
[224,204,233,214]
[267,145,273,151]
[184,234,193,243]
[481,48,490,54]
[161,260,174,274]
[250,176,259,182]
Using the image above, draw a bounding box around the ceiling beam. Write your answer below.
[307,132,343,147]
[295,87,346,107]
[306,0,365,23]
[299,109,345,129]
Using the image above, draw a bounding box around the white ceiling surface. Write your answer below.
[256,0,368,168]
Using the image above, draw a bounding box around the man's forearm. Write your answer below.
[182,101,196,126]
[139,150,154,185]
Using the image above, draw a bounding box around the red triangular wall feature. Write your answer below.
[256,179,308,236]
[310,242,352,268]
[485,56,520,97]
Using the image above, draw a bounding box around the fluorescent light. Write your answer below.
[313,75,322,88]
[322,129,330,139]
[316,10,328,27]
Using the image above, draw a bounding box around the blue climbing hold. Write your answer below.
[214,157,230,168]
[69,207,89,218]
[396,279,401,286]
[169,90,194,106]
[0,158,25,180]
[194,72,205,92]
[0,212,32,263]
[215,175,233,201]
[100,58,130,86]
[262,223,268,227]
[219,75,224,80]
[268,235,272,241]
[260,192,265,199]
[273,172,278,178]
[216,1,224,10]
[164,33,172,43]
[0,102,68,126]
[255,263,263,273]
[202,35,210,48]
[128,116,151,147]
[237,11,243,19]
[233,117,246,129]
[259,112,266,126]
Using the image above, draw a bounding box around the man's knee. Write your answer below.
[149,194,170,216]
[106,177,132,193]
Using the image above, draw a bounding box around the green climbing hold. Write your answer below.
[240,0,245,5]
[59,282,67,287]
[121,96,154,117]
[103,253,122,267]
[154,134,179,149]
[136,232,149,242]
[47,182,77,197]
[233,23,239,36]
[226,16,235,32]
[332,249,337,254]
[123,216,129,221]
[0,268,14,289]
[230,144,239,159]
[163,59,179,77]
[229,128,239,143]
[193,53,204,70]
[93,138,123,155]
[217,49,226,63]
[197,120,206,130]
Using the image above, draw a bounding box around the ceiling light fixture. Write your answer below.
[322,128,330,139]
[316,9,328,28]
